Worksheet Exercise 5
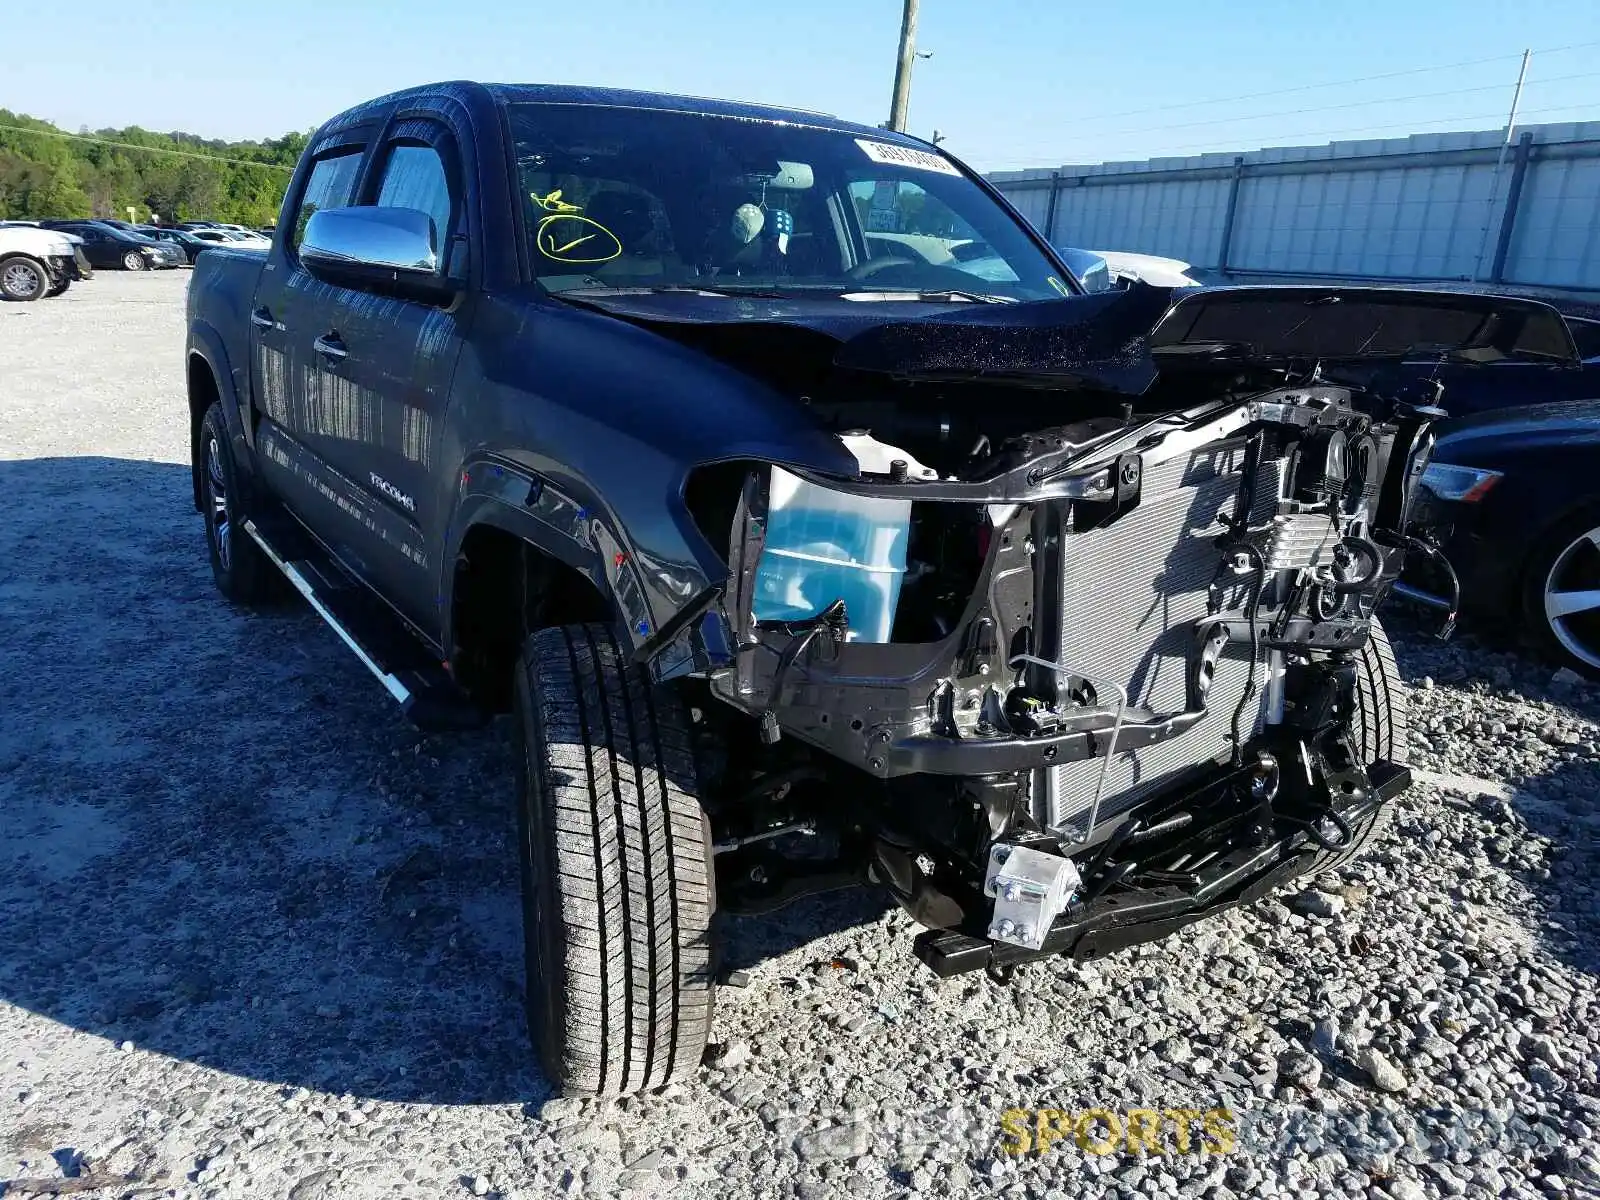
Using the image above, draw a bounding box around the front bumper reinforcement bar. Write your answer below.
[913,760,1411,977]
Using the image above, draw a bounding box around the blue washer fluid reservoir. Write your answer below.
[752,432,939,643]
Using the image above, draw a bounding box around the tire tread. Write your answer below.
[517,623,712,1096]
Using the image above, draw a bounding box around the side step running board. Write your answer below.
[243,519,485,731]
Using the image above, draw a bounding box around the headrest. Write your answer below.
[582,191,658,251]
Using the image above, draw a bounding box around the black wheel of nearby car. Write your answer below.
[0,255,50,301]
[513,623,715,1096]
[196,402,277,604]
[1521,503,1600,679]
[122,250,146,271]
[1310,615,1409,874]
[46,278,70,298]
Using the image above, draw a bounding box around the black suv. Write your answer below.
[183,80,1578,1098]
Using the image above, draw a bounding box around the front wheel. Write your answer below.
[1522,505,1600,679]
[122,250,146,271]
[0,256,50,301]
[1310,615,1409,874]
[514,623,715,1096]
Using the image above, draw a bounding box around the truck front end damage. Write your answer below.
[675,286,1578,976]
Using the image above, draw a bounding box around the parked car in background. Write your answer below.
[37,220,185,271]
[1404,397,1600,675]
[136,226,209,263]
[0,224,91,300]
[186,227,271,251]
[1096,250,1207,289]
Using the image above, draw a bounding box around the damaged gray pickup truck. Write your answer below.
[185,81,1583,1097]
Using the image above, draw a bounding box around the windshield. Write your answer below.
[506,103,1073,301]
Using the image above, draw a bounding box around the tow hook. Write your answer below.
[1246,750,1280,844]
[984,842,1081,952]
[1283,807,1355,851]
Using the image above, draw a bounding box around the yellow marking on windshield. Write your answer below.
[536,214,622,264]
[530,188,584,214]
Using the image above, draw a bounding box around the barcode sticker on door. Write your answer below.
[854,139,962,176]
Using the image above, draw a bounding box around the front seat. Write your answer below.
[583,190,672,281]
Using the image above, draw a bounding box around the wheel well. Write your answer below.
[188,354,221,512]
[449,524,613,711]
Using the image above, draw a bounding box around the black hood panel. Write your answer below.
[562,283,1581,392]
[1149,285,1580,366]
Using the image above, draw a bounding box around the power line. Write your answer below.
[0,122,296,171]
[1074,72,1596,142]
[1050,38,1600,127]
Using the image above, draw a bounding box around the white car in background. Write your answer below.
[0,223,91,301]
[187,228,272,252]
[1093,250,1206,289]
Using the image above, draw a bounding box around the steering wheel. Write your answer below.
[845,255,917,282]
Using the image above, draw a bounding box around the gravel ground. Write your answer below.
[1,271,1596,1200]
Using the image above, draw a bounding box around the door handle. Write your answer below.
[250,307,275,330]
[312,333,348,362]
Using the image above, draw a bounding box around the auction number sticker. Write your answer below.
[855,138,962,176]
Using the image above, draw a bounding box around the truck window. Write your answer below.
[847,178,1018,284]
[292,148,365,249]
[374,143,454,250]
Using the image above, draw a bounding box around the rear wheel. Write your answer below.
[1311,615,1409,874]
[196,402,277,605]
[513,623,715,1096]
[122,250,146,271]
[0,256,49,301]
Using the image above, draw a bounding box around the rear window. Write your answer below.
[1569,318,1600,361]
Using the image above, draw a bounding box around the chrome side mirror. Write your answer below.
[300,206,454,299]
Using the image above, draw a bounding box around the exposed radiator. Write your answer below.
[1040,440,1281,839]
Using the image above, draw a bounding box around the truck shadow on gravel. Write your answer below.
[0,456,884,1108]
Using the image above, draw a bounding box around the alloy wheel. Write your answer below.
[1542,524,1600,670]
[2,260,43,299]
[204,434,232,572]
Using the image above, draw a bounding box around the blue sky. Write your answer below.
[7,0,1599,170]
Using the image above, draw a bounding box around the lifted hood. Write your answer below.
[563,283,1581,391]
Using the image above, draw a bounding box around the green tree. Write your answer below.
[0,108,304,223]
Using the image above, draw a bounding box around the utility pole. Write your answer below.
[888,0,921,133]
[1471,47,1531,282]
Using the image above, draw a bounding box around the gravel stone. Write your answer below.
[1290,890,1346,918]
[794,1124,870,1161]
[1277,1049,1322,1090]
[1358,1046,1410,1093]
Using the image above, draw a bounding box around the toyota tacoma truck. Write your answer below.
[184,80,1581,1097]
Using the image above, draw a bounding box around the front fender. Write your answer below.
[440,455,718,667]
[435,296,857,667]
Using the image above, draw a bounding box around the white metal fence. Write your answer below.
[988,121,1600,292]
